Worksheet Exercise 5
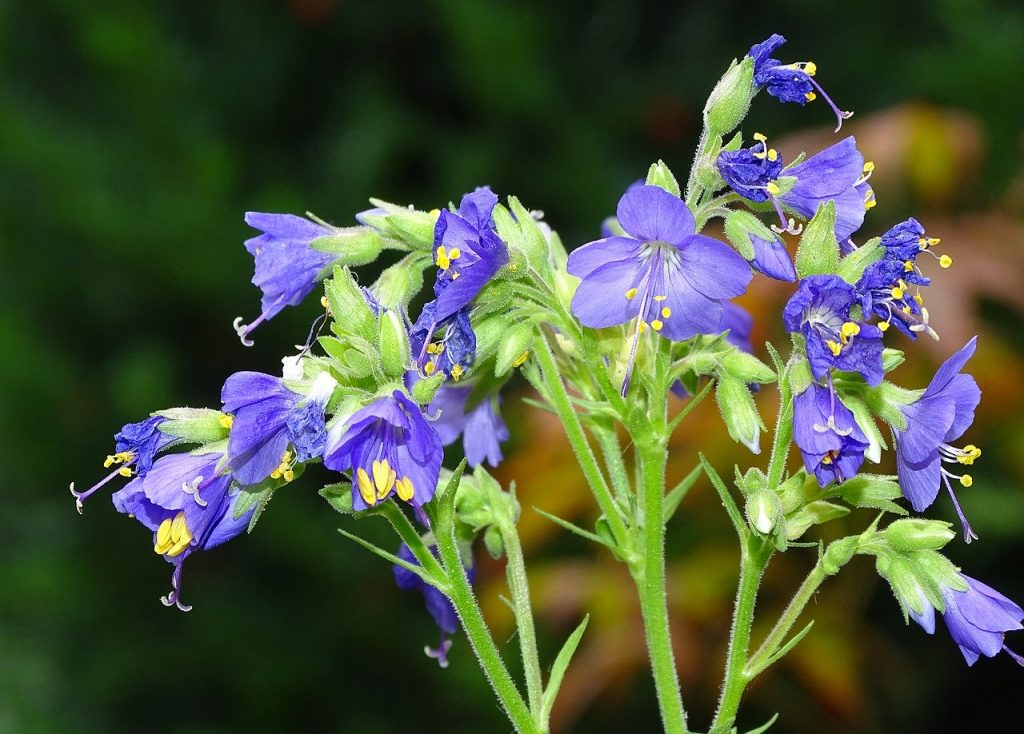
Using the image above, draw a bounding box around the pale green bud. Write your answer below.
[703,57,756,136]
[720,350,776,385]
[309,227,386,266]
[483,525,505,559]
[715,374,762,454]
[371,256,427,310]
[821,536,859,576]
[745,489,782,535]
[155,408,230,444]
[324,266,374,338]
[377,309,410,380]
[645,160,681,198]
[883,519,956,552]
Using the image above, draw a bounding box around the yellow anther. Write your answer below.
[428,208,441,219]
[625,288,638,300]
[104,455,116,468]
[753,132,767,142]
[959,474,974,488]
[902,305,912,314]
[840,321,861,342]
[958,445,982,465]
[919,237,929,249]
[508,263,518,273]
[447,248,461,261]
[927,237,941,246]
[372,459,396,500]
[821,453,833,465]
[654,295,667,302]
[863,161,875,173]
[118,467,133,478]
[864,190,876,209]
[661,307,672,318]
[914,293,924,305]
[154,511,192,557]
[423,361,437,376]
[426,342,441,355]
[878,321,891,332]
[804,61,817,76]
[219,414,234,429]
[395,477,414,502]
[891,286,905,300]
[435,245,451,270]
[651,320,664,332]
[904,260,915,272]
[271,450,295,482]
[939,254,953,269]
[321,295,330,310]
[827,340,843,357]
[805,91,817,102]
[356,468,377,506]
[513,351,530,367]
[765,182,781,196]
[639,322,648,334]
[450,364,465,381]
[452,271,461,279]
[767,148,779,162]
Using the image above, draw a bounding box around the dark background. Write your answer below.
[2,1,1023,732]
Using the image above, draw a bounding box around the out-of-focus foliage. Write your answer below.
[2,1,1023,732]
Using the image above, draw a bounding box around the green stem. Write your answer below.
[594,422,632,502]
[709,539,772,734]
[499,516,546,725]
[434,523,541,734]
[766,364,794,491]
[534,335,630,546]
[633,434,689,734]
[745,563,828,677]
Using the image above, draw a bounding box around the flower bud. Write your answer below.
[883,519,956,552]
[821,536,859,576]
[483,524,505,559]
[155,407,230,444]
[324,266,375,338]
[715,374,762,454]
[745,489,782,535]
[703,57,756,136]
[309,227,386,266]
[720,350,776,385]
[736,467,768,497]
[371,257,426,310]
[645,160,681,198]
[378,309,411,380]
[411,372,446,405]
[496,323,535,377]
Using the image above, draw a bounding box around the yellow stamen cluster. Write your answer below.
[839,321,860,343]
[435,245,460,271]
[424,361,437,376]
[450,364,465,381]
[154,511,192,557]
[919,236,941,250]
[827,340,843,357]
[959,474,974,488]
[270,450,295,483]
[356,458,416,506]
[957,444,982,466]
[219,413,234,429]
[104,451,135,477]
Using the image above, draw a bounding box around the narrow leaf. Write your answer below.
[541,615,591,721]
[664,464,702,521]
[337,528,434,585]
[533,507,613,549]
[700,454,747,540]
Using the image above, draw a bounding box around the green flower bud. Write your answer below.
[496,323,535,377]
[309,227,386,266]
[483,524,505,559]
[715,374,763,454]
[645,160,681,198]
[378,309,410,380]
[410,372,445,405]
[821,536,859,576]
[371,255,428,310]
[154,407,230,444]
[703,57,756,136]
[720,350,776,385]
[883,519,956,552]
[736,467,768,497]
[745,489,782,535]
[324,266,375,338]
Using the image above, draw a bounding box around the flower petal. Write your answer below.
[675,235,753,299]
[570,259,646,329]
[616,185,695,246]
[567,236,642,278]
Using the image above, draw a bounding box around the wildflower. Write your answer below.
[717,135,872,241]
[411,303,476,382]
[783,275,884,386]
[233,212,339,346]
[430,386,509,468]
[910,574,1024,667]
[793,382,869,486]
[70,416,176,513]
[568,184,751,394]
[111,451,253,610]
[894,337,982,541]
[221,371,335,486]
[393,542,473,668]
[747,34,853,132]
[323,390,443,511]
[857,259,936,339]
[749,232,796,282]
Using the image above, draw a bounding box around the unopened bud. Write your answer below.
[309,227,386,266]
[372,258,425,310]
[716,374,762,454]
[703,57,756,135]
[883,519,956,553]
[378,310,411,379]
[745,489,782,535]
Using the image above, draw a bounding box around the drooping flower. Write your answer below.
[568,184,752,393]
[910,573,1024,667]
[70,416,177,513]
[221,371,336,486]
[411,303,477,382]
[717,135,873,242]
[747,34,853,131]
[893,337,982,541]
[793,382,869,486]
[323,390,443,512]
[233,212,339,346]
[111,451,254,610]
[393,542,474,668]
[783,275,884,386]
[430,386,510,468]
[748,232,796,282]
[857,259,936,339]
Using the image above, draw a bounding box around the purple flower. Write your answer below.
[393,542,474,668]
[111,451,254,610]
[70,416,176,513]
[749,232,796,282]
[430,386,510,468]
[323,390,443,511]
[411,303,477,382]
[747,34,853,132]
[783,275,884,386]
[431,187,508,325]
[793,382,869,486]
[567,184,751,393]
[913,575,1024,667]
[221,371,334,486]
[233,212,338,346]
[857,259,935,339]
[894,337,981,541]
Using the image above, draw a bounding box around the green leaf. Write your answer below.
[338,528,432,583]
[742,714,780,734]
[541,614,591,721]
[836,236,882,284]
[319,482,354,514]
[827,474,907,515]
[664,464,702,521]
[645,160,681,198]
[794,201,839,278]
[533,507,614,549]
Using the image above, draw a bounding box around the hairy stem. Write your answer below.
[746,562,829,677]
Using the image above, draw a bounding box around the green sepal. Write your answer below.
[703,56,755,136]
[370,252,430,310]
[861,381,924,430]
[795,201,840,278]
[309,227,388,265]
[882,348,906,372]
[155,407,230,444]
[723,210,776,261]
[719,350,777,384]
[319,482,354,515]
[824,473,907,515]
[645,160,681,198]
[324,265,375,338]
[836,236,882,285]
[365,197,438,249]
[785,500,850,541]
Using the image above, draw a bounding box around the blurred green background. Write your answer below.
[3,1,1024,732]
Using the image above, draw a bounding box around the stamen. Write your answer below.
[939,254,952,269]
[941,473,978,543]
[450,364,465,381]
[661,307,671,319]
[625,288,638,300]
[219,413,234,429]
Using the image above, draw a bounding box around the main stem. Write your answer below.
[500,516,546,725]
[435,527,541,734]
[709,539,772,734]
[634,435,689,734]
